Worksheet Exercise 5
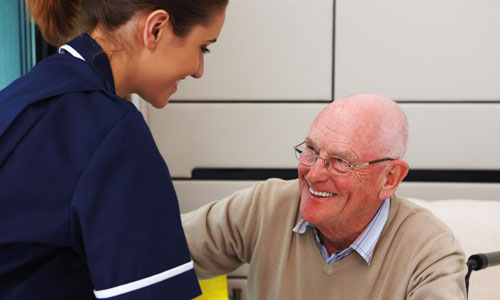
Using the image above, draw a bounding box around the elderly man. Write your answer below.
[182,93,467,299]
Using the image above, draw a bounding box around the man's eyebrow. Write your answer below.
[334,150,355,162]
[304,137,316,147]
[305,137,355,161]
[323,145,354,160]
[205,38,217,43]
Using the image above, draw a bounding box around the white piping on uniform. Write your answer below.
[93,260,194,299]
[59,44,86,61]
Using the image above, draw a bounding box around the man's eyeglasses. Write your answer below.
[293,141,394,175]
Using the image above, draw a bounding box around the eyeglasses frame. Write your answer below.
[293,141,394,174]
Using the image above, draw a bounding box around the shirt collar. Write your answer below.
[60,33,116,94]
[293,198,391,265]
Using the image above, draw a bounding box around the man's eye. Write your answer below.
[201,46,211,54]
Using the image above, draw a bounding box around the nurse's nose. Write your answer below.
[191,53,204,79]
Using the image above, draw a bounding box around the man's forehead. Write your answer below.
[307,104,380,158]
[304,132,359,162]
[313,104,371,137]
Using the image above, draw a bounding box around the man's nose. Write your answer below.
[306,157,330,181]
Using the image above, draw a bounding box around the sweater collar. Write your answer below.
[293,198,391,265]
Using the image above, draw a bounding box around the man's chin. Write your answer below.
[299,198,319,224]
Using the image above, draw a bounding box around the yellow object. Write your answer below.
[194,275,229,300]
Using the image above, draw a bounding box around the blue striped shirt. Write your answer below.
[293,198,390,265]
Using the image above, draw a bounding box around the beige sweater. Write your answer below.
[182,179,467,300]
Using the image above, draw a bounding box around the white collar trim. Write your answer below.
[59,44,86,61]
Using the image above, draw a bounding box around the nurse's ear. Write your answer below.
[143,9,171,50]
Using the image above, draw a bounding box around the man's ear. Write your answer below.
[143,9,170,50]
[379,160,409,200]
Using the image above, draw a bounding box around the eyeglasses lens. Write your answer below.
[295,146,349,175]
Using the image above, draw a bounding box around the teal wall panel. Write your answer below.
[0,0,35,90]
[0,0,21,89]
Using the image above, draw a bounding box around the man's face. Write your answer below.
[298,106,389,232]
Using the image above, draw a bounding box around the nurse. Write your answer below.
[0,0,227,299]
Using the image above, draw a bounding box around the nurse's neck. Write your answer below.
[89,26,138,99]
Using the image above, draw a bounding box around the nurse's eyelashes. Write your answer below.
[201,45,211,54]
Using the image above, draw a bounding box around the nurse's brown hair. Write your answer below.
[25,0,229,47]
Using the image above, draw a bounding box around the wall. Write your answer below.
[147,0,500,181]
[145,1,500,298]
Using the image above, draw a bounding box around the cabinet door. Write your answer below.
[171,0,334,101]
[335,0,500,100]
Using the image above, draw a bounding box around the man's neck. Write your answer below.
[317,228,362,255]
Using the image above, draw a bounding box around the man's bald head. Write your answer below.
[316,93,408,159]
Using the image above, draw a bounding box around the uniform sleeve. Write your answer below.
[71,111,201,300]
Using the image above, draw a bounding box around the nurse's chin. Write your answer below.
[148,92,174,109]
[151,98,170,109]
[140,84,177,108]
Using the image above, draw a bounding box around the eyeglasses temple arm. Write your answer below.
[368,158,394,165]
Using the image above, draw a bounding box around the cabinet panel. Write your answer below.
[149,103,324,177]
[171,0,333,101]
[149,103,500,177]
[403,103,500,169]
[335,0,500,100]
[173,180,500,213]
[227,278,247,300]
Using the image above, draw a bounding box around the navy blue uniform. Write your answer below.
[0,34,201,299]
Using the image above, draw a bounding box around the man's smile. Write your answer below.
[309,186,337,198]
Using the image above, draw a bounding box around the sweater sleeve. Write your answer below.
[182,178,300,279]
[405,214,467,300]
[181,182,266,278]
